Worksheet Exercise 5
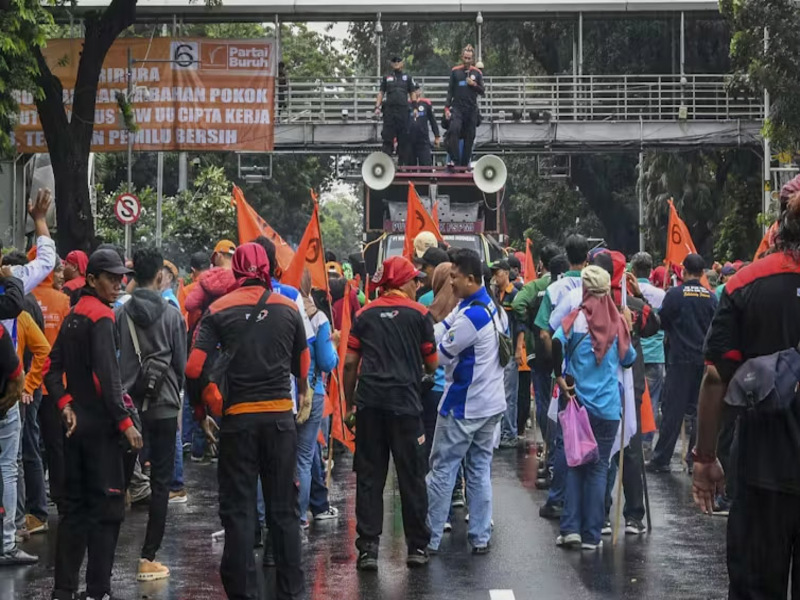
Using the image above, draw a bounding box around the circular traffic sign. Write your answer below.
[114,193,141,225]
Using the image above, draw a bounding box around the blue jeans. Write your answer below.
[560,414,619,545]
[182,394,205,459]
[643,363,665,443]
[171,430,184,492]
[23,390,48,521]
[296,393,325,522]
[0,404,21,552]
[545,420,567,507]
[308,441,330,516]
[501,359,519,440]
[427,412,501,550]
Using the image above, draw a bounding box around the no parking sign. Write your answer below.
[114,193,141,226]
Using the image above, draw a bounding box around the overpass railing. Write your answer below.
[276,74,762,124]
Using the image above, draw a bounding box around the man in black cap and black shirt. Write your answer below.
[407,84,440,167]
[45,248,143,600]
[343,256,438,571]
[375,56,417,163]
[445,44,484,167]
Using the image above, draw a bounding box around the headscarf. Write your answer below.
[429,262,457,323]
[561,265,631,365]
[230,243,272,291]
[650,265,667,289]
[300,269,318,318]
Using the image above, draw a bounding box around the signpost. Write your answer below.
[115,192,141,257]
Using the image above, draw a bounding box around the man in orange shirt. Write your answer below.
[31,259,70,516]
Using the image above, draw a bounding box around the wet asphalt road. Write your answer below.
[5,441,729,600]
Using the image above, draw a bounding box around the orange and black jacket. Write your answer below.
[186,282,310,419]
[44,290,133,434]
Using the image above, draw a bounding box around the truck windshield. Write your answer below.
[384,234,484,261]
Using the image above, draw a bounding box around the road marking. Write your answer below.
[490,591,516,600]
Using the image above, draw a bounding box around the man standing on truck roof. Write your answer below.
[445,44,484,168]
[375,56,417,164]
[407,83,440,167]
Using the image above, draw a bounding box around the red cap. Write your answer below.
[372,256,424,289]
[65,250,89,276]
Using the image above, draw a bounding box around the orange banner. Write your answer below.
[403,183,443,260]
[524,238,537,283]
[328,282,355,453]
[282,201,329,292]
[231,185,294,272]
[13,38,275,153]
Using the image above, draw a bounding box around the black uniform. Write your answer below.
[406,98,440,167]
[379,70,416,161]
[445,65,484,166]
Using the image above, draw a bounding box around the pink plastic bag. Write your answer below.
[559,397,599,467]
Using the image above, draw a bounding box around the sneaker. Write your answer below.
[535,477,551,490]
[137,558,170,582]
[314,507,339,521]
[645,461,671,474]
[406,548,429,568]
[168,490,188,504]
[25,514,49,534]
[539,503,563,520]
[190,455,205,463]
[713,496,731,517]
[14,528,30,544]
[625,519,646,535]
[451,488,465,508]
[443,521,452,533]
[426,546,439,556]
[581,540,603,551]
[0,547,39,565]
[499,437,518,449]
[182,442,191,453]
[356,551,378,571]
[601,521,612,536]
[472,545,490,555]
[555,533,581,549]
[300,520,309,530]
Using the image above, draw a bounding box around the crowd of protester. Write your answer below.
[1,177,799,600]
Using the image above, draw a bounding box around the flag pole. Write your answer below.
[613,395,626,546]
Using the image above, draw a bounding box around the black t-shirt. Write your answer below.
[347,292,436,415]
[446,66,484,110]
[705,252,800,494]
[380,70,416,108]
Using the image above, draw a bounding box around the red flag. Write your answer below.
[403,183,443,260]
[231,185,294,272]
[328,282,355,453]
[665,198,697,269]
[281,200,329,292]
[524,238,537,283]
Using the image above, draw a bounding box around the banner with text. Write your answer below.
[13,37,275,153]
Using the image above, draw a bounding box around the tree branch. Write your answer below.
[33,45,69,158]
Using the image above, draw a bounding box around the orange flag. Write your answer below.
[281,199,329,292]
[524,238,537,283]
[327,282,355,453]
[754,221,779,261]
[641,381,656,435]
[665,198,697,269]
[231,185,295,272]
[403,183,443,260]
[432,200,440,230]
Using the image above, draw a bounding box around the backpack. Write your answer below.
[724,347,800,413]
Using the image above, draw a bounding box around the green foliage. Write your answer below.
[319,182,363,261]
[95,164,236,268]
[0,0,53,158]
[720,0,800,151]
[115,91,139,133]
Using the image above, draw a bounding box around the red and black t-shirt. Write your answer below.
[705,251,800,493]
[348,292,436,416]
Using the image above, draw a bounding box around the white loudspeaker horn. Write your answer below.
[473,155,507,194]
[362,152,396,191]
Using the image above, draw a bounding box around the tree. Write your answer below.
[720,0,800,151]
[318,181,362,261]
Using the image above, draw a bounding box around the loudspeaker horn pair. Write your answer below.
[362,152,396,191]
[473,155,507,194]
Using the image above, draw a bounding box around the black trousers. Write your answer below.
[517,369,532,435]
[218,412,303,600]
[728,483,800,599]
[651,363,704,467]
[141,416,177,561]
[381,107,410,162]
[39,393,66,512]
[355,407,430,553]
[406,138,432,167]
[446,107,478,166]
[53,427,126,600]
[606,403,645,522]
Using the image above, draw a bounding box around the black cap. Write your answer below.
[507,255,521,270]
[417,247,449,269]
[87,248,133,276]
[491,259,511,272]
[683,253,706,275]
[389,55,403,63]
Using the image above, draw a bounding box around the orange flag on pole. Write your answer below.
[754,221,779,261]
[432,200,440,230]
[281,197,329,293]
[403,183,443,260]
[665,198,697,268]
[641,381,656,435]
[524,238,537,283]
[327,282,355,453]
[231,185,295,272]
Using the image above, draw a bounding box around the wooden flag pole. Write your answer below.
[612,395,626,547]
[325,428,334,489]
